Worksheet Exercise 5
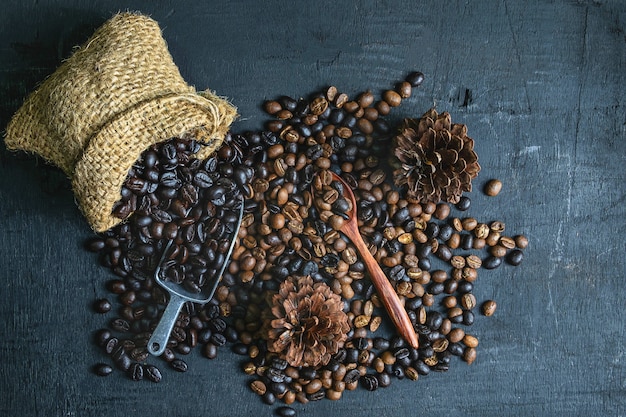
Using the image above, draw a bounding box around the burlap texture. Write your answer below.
[4,12,237,232]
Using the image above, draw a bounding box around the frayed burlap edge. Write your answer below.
[73,91,237,232]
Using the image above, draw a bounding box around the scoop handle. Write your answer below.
[147,293,186,356]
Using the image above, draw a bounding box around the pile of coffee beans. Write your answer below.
[88,134,254,376]
[87,72,526,413]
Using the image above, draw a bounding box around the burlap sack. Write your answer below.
[4,12,237,232]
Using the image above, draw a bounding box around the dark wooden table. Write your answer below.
[1,1,625,416]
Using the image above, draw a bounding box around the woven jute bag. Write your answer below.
[4,12,237,232]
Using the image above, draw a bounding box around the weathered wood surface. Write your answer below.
[1,1,625,416]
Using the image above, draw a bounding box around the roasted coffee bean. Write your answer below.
[276,406,297,417]
[95,329,112,347]
[483,256,502,269]
[484,179,502,196]
[382,90,402,107]
[104,337,119,355]
[115,353,132,371]
[111,318,130,332]
[507,249,524,266]
[93,298,112,314]
[128,362,144,381]
[94,363,113,377]
[361,374,379,391]
[405,71,425,87]
[455,196,471,211]
[343,368,361,384]
[171,359,188,373]
[144,365,162,383]
[307,390,326,401]
[482,300,497,316]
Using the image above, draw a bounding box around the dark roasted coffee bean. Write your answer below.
[375,371,391,388]
[94,363,113,376]
[85,238,106,252]
[345,348,359,363]
[354,337,369,350]
[104,337,119,355]
[262,391,276,405]
[307,390,326,401]
[269,382,287,396]
[171,359,188,373]
[115,353,132,371]
[210,333,226,347]
[507,249,524,266]
[231,343,248,355]
[95,329,112,347]
[405,71,425,87]
[94,298,112,314]
[276,406,297,417]
[361,374,379,391]
[438,224,453,241]
[455,196,471,211]
[144,365,162,383]
[448,342,464,356]
[271,358,289,371]
[483,255,502,269]
[373,337,390,351]
[394,347,410,360]
[208,317,227,333]
[266,368,285,383]
[457,280,474,294]
[425,223,439,239]
[344,368,361,384]
[193,171,213,188]
[128,362,143,381]
[463,309,475,326]
[176,344,192,355]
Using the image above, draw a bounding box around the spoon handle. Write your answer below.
[345,224,420,349]
[147,293,186,356]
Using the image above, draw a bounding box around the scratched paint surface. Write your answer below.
[1,1,625,416]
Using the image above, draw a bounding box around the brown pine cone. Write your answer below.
[392,108,480,204]
[264,275,350,368]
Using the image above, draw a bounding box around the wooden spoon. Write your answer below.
[326,172,419,349]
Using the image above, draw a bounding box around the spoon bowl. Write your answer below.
[147,199,244,356]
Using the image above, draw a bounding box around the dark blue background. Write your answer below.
[1,1,625,416]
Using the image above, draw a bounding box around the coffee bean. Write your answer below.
[482,300,497,316]
[144,365,162,383]
[171,359,188,373]
[128,362,144,381]
[405,71,425,87]
[94,363,113,376]
[382,90,402,107]
[483,256,502,269]
[115,353,132,372]
[276,406,296,417]
[455,196,471,211]
[484,179,502,196]
[264,100,282,115]
[361,374,379,391]
[93,298,112,314]
[507,249,524,266]
[343,368,361,384]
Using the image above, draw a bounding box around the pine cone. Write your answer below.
[392,108,480,204]
[264,275,350,368]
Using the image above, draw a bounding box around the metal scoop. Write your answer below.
[147,199,244,356]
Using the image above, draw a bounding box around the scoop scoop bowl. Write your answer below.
[147,200,244,356]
